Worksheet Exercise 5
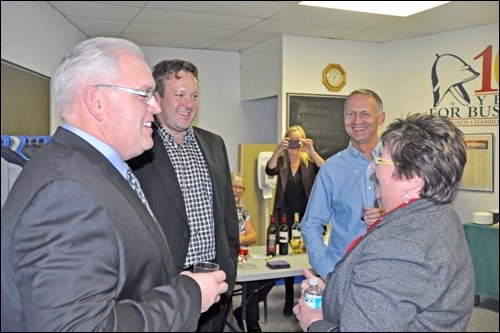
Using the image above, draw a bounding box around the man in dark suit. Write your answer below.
[129,59,239,332]
[1,37,228,332]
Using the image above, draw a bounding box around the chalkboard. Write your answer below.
[287,93,349,160]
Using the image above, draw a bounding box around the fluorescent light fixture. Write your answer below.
[299,1,450,17]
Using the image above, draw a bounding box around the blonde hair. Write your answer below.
[231,171,243,184]
[284,125,312,167]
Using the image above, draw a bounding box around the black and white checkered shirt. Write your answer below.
[157,124,216,268]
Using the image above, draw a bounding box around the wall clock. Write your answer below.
[322,64,346,92]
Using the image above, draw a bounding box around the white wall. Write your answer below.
[240,36,282,101]
[1,1,86,133]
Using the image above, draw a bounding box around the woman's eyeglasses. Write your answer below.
[374,156,396,166]
[372,151,399,166]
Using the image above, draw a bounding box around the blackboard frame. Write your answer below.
[287,93,349,160]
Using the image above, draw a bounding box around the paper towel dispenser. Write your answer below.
[257,151,276,199]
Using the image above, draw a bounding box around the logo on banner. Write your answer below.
[429,45,498,126]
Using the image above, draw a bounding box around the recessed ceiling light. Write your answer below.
[298,1,450,17]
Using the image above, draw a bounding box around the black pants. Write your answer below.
[284,276,295,306]
[197,293,228,332]
[243,280,275,326]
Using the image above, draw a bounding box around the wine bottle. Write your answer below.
[279,214,289,255]
[266,215,277,257]
[291,212,302,254]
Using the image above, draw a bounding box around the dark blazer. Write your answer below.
[129,125,239,295]
[266,155,319,226]
[1,127,201,331]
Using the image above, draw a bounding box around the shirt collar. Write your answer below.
[347,138,382,163]
[156,121,195,145]
[61,123,128,178]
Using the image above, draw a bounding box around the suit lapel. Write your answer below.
[193,129,216,179]
[151,129,189,223]
[193,129,220,214]
[103,162,178,276]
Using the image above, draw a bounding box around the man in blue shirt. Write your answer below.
[301,89,385,279]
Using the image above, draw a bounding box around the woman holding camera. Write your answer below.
[265,125,324,316]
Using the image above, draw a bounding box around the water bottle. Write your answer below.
[304,278,323,309]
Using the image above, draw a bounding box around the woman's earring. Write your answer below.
[403,192,409,204]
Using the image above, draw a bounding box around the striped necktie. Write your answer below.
[126,166,156,220]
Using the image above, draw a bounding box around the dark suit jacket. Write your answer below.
[129,125,239,295]
[266,156,319,227]
[1,127,201,331]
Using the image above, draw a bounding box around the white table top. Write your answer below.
[236,245,312,282]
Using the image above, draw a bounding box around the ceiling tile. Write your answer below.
[121,33,219,49]
[49,1,140,20]
[47,1,498,52]
[125,22,238,39]
[66,15,129,33]
[135,8,261,29]
[144,1,296,18]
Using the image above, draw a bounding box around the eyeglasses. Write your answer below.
[373,156,397,166]
[372,151,399,166]
[232,185,246,191]
[96,84,156,103]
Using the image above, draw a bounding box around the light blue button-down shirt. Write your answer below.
[61,123,128,179]
[301,142,379,278]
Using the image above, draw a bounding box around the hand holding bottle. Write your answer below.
[299,268,326,294]
[294,269,324,331]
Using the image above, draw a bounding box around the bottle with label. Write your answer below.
[291,212,302,254]
[279,214,289,255]
[304,278,323,309]
[266,215,277,257]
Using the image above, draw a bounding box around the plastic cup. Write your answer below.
[193,261,219,273]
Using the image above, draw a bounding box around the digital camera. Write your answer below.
[288,140,301,149]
